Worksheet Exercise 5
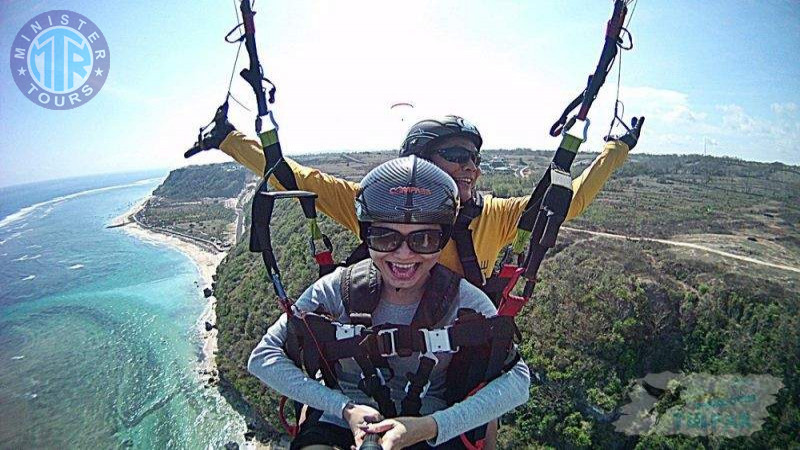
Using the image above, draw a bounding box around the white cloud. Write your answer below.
[624,87,708,124]
[587,86,799,164]
[718,104,759,133]
[771,102,797,115]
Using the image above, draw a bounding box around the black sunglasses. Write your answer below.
[436,147,481,166]
[365,226,444,254]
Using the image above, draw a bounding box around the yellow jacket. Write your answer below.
[221,131,629,278]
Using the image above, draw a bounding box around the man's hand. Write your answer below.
[607,116,645,151]
[359,416,438,450]
[184,102,236,158]
[342,402,383,448]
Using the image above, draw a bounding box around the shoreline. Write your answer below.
[110,194,279,449]
[110,196,225,388]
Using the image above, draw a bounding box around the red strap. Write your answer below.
[314,251,334,266]
[278,396,299,437]
[496,265,530,317]
[459,383,487,450]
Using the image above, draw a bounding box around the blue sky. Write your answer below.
[1,0,798,187]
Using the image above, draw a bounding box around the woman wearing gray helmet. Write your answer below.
[248,156,530,450]
[202,113,640,289]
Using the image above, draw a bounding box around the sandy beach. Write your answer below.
[109,196,224,381]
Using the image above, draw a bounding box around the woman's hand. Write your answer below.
[342,402,383,448]
[359,415,438,450]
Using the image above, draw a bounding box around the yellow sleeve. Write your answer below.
[488,140,628,245]
[566,140,629,220]
[220,131,361,235]
[486,195,531,247]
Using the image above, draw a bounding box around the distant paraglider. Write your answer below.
[390,102,415,121]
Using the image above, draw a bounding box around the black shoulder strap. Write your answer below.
[451,195,485,287]
[340,260,461,329]
[340,259,381,325]
[343,241,370,267]
[412,263,462,329]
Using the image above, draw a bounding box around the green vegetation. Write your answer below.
[163,150,800,447]
[154,162,249,199]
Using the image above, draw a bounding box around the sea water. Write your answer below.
[0,172,246,449]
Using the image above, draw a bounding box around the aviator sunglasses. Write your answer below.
[365,226,444,254]
[436,147,481,166]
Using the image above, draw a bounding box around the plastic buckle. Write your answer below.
[404,352,437,397]
[334,323,364,341]
[420,327,458,354]
[549,167,573,189]
[359,368,387,390]
[404,378,432,398]
[377,328,399,357]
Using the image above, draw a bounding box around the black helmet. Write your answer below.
[399,115,483,158]
[356,156,459,227]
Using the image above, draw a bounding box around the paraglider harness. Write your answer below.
[238,0,635,318]
[281,259,519,447]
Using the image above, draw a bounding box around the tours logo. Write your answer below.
[9,10,110,110]
[613,372,784,437]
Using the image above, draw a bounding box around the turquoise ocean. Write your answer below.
[0,172,246,448]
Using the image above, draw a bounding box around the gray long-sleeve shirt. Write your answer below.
[248,267,530,446]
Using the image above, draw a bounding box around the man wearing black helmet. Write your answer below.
[249,156,530,450]
[201,113,642,286]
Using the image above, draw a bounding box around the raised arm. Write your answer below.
[566,139,630,220]
[221,131,361,234]
[492,139,631,246]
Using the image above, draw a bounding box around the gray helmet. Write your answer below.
[399,115,483,158]
[356,156,459,227]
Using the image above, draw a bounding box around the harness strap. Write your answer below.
[401,355,437,416]
[452,196,485,287]
[343,241,370,267]
[309,319,497,363]
[355,337,397,418]
[521,165,574,281]
[341,259,382,320]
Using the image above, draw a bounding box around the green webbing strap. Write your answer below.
[258,129,322,240]
[258,127,279,149]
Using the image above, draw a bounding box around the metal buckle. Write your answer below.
[334,323,364,341]
[420,327,458,354]
[377,328,399,357]
[562,116,590,143]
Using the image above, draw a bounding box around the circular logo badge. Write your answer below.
[9,10,110,110]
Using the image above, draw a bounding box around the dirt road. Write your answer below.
[563,227,800,275]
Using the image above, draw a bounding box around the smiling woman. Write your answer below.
[247,156,530,450]
[356,156,459,294]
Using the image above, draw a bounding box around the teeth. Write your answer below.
[392,263,416,269]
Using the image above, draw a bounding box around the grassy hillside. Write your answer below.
[153,162,249,200]
[199,150,799,448]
